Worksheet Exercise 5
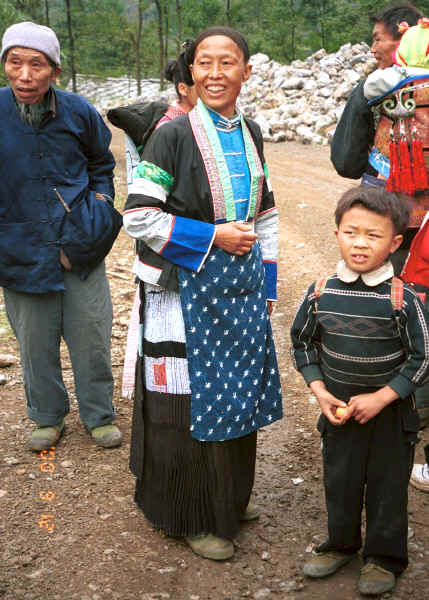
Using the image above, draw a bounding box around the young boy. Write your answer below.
[290,186,429,596]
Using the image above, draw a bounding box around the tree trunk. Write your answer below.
[164,2,169,65]
[226,0,232,26]
[136,0,144,96]
[154,0,165,90]
[176,0,183,55]
[290,0,295,61]
[65,0,76,93]
[44,0,50,26]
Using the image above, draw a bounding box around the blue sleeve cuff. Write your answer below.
[264,260,277,300]
[161,216,215,272]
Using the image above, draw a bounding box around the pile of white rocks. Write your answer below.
[67,75,172,107]
[242,42,375,145]
[68,41,376,146]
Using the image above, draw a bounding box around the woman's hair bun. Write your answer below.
[164,58,178,82]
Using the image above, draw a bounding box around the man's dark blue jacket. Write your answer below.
[0,86,122,293]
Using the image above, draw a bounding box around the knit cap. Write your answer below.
[394,18,429,68]
[1,21,60,66]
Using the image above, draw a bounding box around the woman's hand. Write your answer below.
[214,222,258,255]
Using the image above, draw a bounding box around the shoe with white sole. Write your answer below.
[410,463,429,493]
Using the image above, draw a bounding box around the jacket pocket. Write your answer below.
[401,395,420,444]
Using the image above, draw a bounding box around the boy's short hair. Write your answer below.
[371,3,423,40]
[335,186,411,234]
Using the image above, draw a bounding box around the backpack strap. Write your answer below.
[313,277,328,313]
[390,276,404,311]
[313,275,406,313]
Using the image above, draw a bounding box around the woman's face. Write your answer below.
[177,81,198,112]
[191,35,251,118]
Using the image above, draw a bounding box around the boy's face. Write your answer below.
[335,205,403,274]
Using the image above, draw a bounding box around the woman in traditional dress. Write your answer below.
[123,26,282,561]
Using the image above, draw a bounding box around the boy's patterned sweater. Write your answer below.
[291,261,429,401]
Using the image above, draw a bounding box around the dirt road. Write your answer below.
[1,130,428,600]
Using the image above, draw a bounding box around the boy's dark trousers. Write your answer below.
[317,397,419,574]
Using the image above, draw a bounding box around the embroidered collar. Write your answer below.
[207,106,241,131]
[337,259,394,286]
[188,99,264,222]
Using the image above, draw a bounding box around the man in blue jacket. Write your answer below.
[0,21,122,451]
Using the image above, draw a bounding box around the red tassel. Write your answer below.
[386,139,400,192]
[412,138,428,191]
[398,139,415,195]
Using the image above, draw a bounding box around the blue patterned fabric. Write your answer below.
[368,146,390,179]
[207,108,251,222]
[179,244,282,441]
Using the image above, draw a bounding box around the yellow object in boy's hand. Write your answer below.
[336,406,349,419]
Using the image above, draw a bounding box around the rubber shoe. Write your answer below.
[358,563,395,595]
[29,420,65,452]
[90,424,122,448]
[303,550,355,578]
[417,406,429,429]
[410,463,429,492]
[241,502,260,521]
[185,533,234,560]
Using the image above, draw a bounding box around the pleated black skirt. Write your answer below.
[131,358,256,539]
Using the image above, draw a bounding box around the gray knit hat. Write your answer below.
[1,21,60,66]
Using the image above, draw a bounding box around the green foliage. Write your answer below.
[3,0,429,90]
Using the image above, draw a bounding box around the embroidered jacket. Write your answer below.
[123,100,278,300]
[291,261,429,401]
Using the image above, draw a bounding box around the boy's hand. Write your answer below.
[309,380,348,425]
[348,386,399,424]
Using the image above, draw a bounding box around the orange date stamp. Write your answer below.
[38,446,56,533]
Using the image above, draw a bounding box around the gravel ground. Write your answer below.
[0,130,428,600]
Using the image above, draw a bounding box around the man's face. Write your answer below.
[370,22,398,69]
[4,47,60,104]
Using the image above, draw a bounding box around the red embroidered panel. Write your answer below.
[153,359,167,388]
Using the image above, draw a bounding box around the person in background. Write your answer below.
[331,3,423,182]
[291,186,429,596]
[156,41,198,126]
[400,208,429,487]
[123,26,282,561]
[0,22,122,451]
